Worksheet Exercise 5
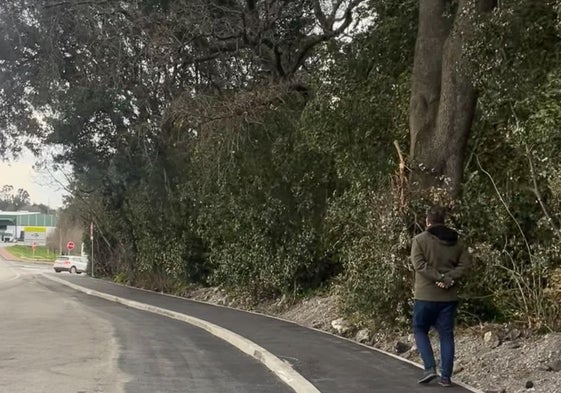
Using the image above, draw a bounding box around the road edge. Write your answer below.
[41,274,321,393]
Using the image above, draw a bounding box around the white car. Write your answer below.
[53,255,88,274]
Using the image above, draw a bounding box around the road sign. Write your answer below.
[67,241,75,251]
[31,241,37,250]
[24,226,47,246]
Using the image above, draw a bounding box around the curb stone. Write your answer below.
[41,274,321,393]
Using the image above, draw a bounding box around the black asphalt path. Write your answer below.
[50,274,475,393]
[36,275,292,393]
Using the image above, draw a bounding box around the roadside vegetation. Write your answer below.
[6,245,56,262]
[1,0,560,331]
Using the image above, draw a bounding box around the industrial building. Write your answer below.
[0,211,57,245]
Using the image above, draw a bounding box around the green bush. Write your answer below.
[328,185,413,328]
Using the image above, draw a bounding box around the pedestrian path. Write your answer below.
[45,274,478,393]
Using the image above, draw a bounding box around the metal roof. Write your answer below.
[0,212,57,227]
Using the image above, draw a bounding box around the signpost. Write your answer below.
[31,241,37,257]
[67,241,75,253]
[90,222,94,278]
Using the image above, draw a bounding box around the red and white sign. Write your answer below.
[66,241,75,251]
[31,241,37,250]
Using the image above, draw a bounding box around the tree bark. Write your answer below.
[409,0,496,199]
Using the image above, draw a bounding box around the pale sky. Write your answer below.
[0,149,69,208]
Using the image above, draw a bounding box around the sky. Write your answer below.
[0,149,69,209]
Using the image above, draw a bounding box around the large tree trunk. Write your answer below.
[409,0,496,199]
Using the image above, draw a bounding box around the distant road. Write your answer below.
[0,259,291,393]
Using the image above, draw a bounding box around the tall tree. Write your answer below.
[409,0,496,198]
[0,185,30,211]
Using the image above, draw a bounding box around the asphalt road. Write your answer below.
[0,259,291,393]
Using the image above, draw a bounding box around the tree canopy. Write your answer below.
[0,185,31,211]
[1,0,561,329]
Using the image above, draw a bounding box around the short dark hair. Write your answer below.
[426,206,446,225]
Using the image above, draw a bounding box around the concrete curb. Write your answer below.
[42,274,321,393]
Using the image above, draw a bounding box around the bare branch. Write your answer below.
[288,0,363,74]
[525,143,561,242]
[44,0,115,9]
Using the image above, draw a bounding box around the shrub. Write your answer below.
[329,185,413,328]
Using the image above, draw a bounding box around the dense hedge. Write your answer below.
[68,0,561,330]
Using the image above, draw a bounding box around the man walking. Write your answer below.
[411,206,471,387]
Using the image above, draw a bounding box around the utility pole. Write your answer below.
[90,222,95,278]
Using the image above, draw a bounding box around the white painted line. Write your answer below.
[42,274,321,393]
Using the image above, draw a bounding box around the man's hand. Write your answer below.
[436,279,455,289]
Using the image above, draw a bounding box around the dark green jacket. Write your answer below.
[411,225,471,302]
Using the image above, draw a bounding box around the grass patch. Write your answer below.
[7,245,57,261]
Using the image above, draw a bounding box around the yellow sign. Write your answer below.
[24,226,47,233]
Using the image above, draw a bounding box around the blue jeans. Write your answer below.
[412,300,458,379]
